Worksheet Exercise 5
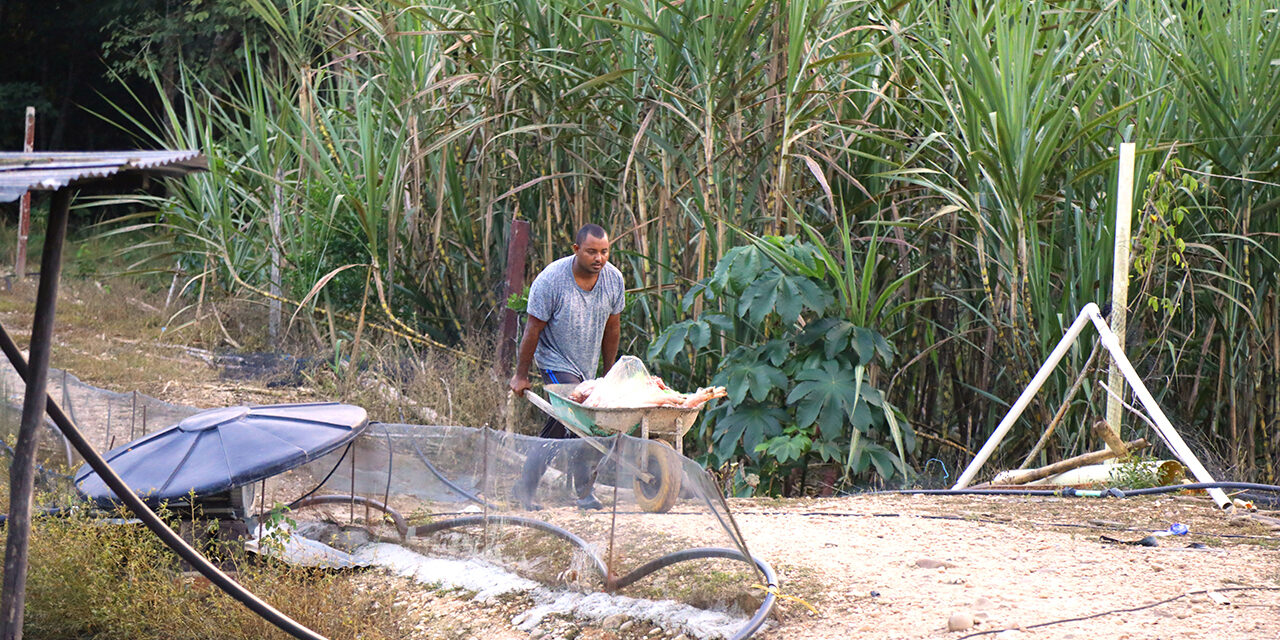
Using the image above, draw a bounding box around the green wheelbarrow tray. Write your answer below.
[542,383,701,449]
[522,384,703,513]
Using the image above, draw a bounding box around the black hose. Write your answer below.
[1113,481,1280,495]
[404,428,500,509]
[288,442,352,507]
[884,481,1280,498]
[291,494,408,539]
[611,546,778,640]
[411,515,609,582]
[0,323,331,640]
[0,505,77,524]
[412,517,777,640]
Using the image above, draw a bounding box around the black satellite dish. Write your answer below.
[75,402,368,508]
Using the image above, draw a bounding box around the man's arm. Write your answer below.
[509,316,548,396]
[600,313,621,373]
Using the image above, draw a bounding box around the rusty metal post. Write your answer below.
[1,187,70,640]
[14,108,35,278]
[496,219,531,379]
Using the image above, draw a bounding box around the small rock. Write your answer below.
[602,614,627,630]
[916,558,954,569]
[948,612,974,631]
[973,596,995,610]
[619,621,635,632]
[673,635,689,640]
[1228,515,1252,527]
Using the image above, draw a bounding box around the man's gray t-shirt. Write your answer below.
[527,255,625,379]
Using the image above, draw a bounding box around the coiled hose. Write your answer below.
[411,515,778,640]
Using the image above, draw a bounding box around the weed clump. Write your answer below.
[20,507,414,640]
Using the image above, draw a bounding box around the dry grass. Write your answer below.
[0,277,223,397]
[21,505,415,640]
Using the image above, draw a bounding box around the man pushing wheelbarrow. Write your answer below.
[508,223,624,510]
[508,224,726,512]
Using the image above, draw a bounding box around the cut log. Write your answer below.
[991,438,1149,485]
[1091,420,1129,458]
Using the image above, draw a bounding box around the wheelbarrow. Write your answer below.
[522,384,703,513]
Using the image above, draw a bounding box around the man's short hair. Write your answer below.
[575,224,608,246]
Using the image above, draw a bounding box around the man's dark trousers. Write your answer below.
[515,370,602,507]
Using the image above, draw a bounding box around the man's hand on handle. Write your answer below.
[509,374,532,397]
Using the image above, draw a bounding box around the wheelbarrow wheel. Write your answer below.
[633,440,681,513]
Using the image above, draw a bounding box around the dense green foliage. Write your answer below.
[95,0,1280,491]
[650,234,915,493]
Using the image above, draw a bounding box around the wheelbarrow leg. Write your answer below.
[639,415,650,469]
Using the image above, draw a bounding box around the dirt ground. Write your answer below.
[737,494,1280,640]
[2,282,1279,640]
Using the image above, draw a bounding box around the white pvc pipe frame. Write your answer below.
[952,302,1232,510]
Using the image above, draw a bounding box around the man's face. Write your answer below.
[573,233,611,274]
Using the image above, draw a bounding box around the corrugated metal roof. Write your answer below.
[0,150,207,203]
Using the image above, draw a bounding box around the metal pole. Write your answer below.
[1,187,70,640]
[1105,142,1137,440]
[14,108,34,279]
[952,305,1099,489]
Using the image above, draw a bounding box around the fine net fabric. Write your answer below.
[0,360,199,495]
[0,353,767,623]
[269,425,766,616]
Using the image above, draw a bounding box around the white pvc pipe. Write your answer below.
[1085,309,1232,509]
[953,302,1231,509]
[952,305,1099,489]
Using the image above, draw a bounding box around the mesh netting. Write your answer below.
[0,361,199,494]
[0,354,771,634]
[269,423,765,613]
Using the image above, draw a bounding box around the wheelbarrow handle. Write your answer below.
[521,390,655,483]
[522,389,604,447]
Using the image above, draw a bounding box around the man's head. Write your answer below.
[572,224,611,275]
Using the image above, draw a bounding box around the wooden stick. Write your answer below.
[1104,142,1136,442]
[992,438,1149,485]
[15,107,34,279]
[1091,419,1130,458]
[1019,343,1102,469]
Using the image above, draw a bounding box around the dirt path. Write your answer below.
[736,494,1280,639]
[367,492,1280,640]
